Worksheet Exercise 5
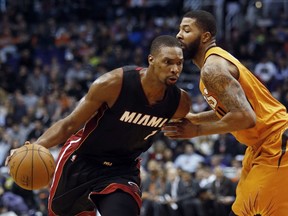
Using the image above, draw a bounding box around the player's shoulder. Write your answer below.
[93,67,123,85]
[85,68,123,97]
[205,54,227,65]
[90,65,144,92]
[122,65,143,72]
[87,67,125,103]
[205,48,237,70]
[96,65,142,82]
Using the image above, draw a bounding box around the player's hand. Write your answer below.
[161,118,198,139]
[5,141,31,166]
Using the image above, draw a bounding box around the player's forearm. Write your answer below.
[186,110,219,124]
[35,119,76,149]
[197,111,256,136]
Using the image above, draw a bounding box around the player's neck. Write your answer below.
[193,42,216,69]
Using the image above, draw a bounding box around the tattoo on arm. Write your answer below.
[201,63,251,113]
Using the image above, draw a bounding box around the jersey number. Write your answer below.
[144,130,158,140]
[203,88,217,109]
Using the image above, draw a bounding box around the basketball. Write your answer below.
[7,143,56,190]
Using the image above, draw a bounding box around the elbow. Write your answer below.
[245,112,257,129]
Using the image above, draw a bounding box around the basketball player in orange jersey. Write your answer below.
[6,35,191,216]
[162,10,288,216]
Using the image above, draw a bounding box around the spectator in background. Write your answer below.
[192,135,217,157]
[191,94,208,113]
[141,160,166,216]
[0,129,11,166]
[212,134,246,164]
[11,91,27,124]
[6,124,26,146]
[10,182,38,213]
[0,27,17,63]
[210,166,236,216]
[177,170,205,216]
[0,1,287,216]
[253,54,278,89]
[161,167,183,216]
[26,65,48,96]
[22,87,39,111]
[174,141,205,174]
[27,119,45,142]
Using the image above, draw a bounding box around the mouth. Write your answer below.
[178,40,185,49]
[168,76,178,84]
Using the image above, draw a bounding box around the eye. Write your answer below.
[164,60,170,65]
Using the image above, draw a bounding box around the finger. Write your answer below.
[162,130,178,137]
[164,134,186,140]
[163,132,177,137]
[163,129,180,137]
[5,156,10,167]
[5,149,16,166]
[24,141,31,145]
[164,122,181,127]
[161,125,178,132]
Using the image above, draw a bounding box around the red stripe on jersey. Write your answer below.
[48,104,108,215]
[135,67,143,71]
[89,183,142,210]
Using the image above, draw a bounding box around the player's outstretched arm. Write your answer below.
[200,56,256,131]
[34,68,123,149]
[5,68,123,165]
[162,56,256,139]
[186,110,219,124]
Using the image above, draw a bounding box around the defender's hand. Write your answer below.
[162,118,198,139]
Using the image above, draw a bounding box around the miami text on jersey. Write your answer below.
[120,111,168,127]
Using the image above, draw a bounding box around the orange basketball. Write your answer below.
[7,143,56,190]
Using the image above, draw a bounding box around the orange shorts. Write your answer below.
[232,127,288,216]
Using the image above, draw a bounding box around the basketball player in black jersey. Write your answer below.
[6,35,191,216]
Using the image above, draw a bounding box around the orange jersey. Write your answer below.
[199,47,288,147]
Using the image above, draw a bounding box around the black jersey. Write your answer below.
[76,66,181,161]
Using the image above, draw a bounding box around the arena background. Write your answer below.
[0,0,287,215]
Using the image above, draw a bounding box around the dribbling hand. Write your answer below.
[5,141,31,166]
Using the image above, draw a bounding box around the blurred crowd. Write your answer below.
[0,0,287,215]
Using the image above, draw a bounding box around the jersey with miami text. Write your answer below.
[75,66,181,161]
[200,47,288,147]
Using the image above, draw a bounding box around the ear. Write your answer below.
[148,54,154,65]
[202,32,212,43]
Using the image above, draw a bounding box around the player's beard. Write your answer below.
[182,36,201,60]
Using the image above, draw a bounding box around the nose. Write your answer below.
[176,31,182,39]
[171,64,181,75]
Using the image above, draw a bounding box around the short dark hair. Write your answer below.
[183,10,217,37]
[150,35,181,55]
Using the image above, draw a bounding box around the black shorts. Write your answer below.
[48,135,142,216]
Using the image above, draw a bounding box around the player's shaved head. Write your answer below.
[150,35,182,55]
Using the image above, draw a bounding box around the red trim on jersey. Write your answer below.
[135,66,143,71]
[89,183,142,210]
[48,131,84,215]
[48,105,108,216]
